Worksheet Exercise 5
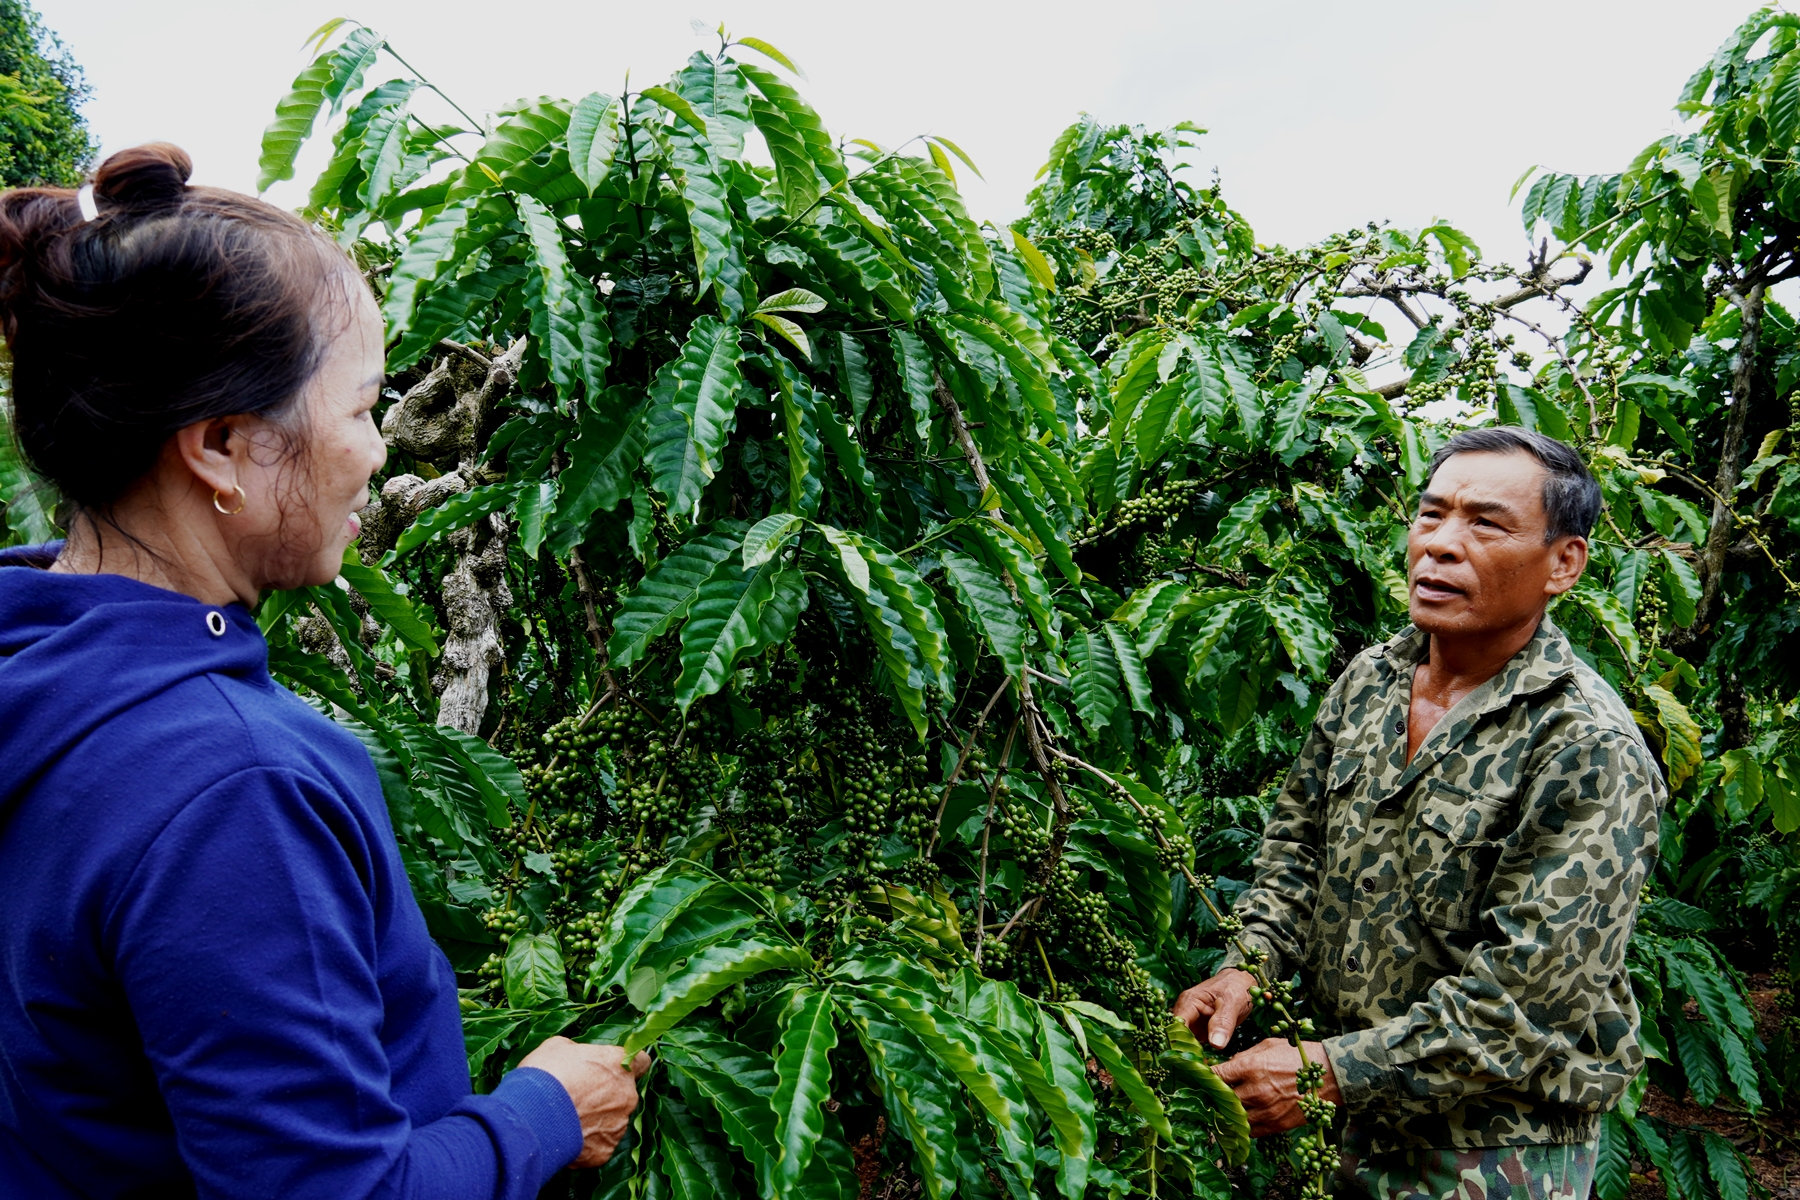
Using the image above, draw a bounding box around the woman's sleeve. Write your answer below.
[108,766,581,1200]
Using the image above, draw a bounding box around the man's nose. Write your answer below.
[1422,519,1466,561]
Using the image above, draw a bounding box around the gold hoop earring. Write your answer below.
[213,485,246,516]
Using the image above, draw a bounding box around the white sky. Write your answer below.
[44,1,1749,303]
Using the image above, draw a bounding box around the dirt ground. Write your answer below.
[1626,975,1797,1199]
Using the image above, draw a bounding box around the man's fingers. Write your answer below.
[628,1051,651,1079]
[1206,989,1246,1048]
[1172,987,1216,1031]
[1212,1054,1247,1086]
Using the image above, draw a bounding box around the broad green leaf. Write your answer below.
[516,193,607,400]
[1186,599,1246,682]
[739,64,844,187]
[940,551,1026,678]
[515,478,557,558]
[814,403,881,516]
[0,432,57,543]
[1108,338,1164,452]
[854,533,953,694]
[608,527,742,667]
[1660,550,1702,626]
[661,1028,781,1190]
[355,79,419,209]
[734,37,806,79]
[675,554,783,710]
[770,355,824,518]
[834,332,875,425]
[676,52,753,158]
[667,118,749,320]
[257,27,383,191]
[994,475,1079,586]
[753,312,811,359]
[623,940,813,1056]
[503,931,567,1008]
[592,865,718,992]
[550,399,646,553]
[847,1002,963,1200]
[1067,627,1121,736]
[1036,1008,1095,1200]
[641,84,708,132]
[756,287,827,314]
[1134,380,1183,464]
[382,199,478,342]
[748,93,819,216]
[428,721,527,820]
[463,1007,534,1078]
[1261,592,1332,679]
[743,513,804,569]
[1211,488,1275,555]
[856,985,1038,1188]
[1010,229,1057,293]
[1102,623,1154,714]
[816,524,869,594]
[968,521,1059,652]
[645,316,745,516]
[1595,1113,1632,1200]
[1703,1132,1750,1200]
[390,481,522,558]
[890,327,937,441]
[1164,1020,1251,1165]
[1082,1024,1170,1139]
[1570,579,1641,664]
[337,549,438,654]
[1641,683,1702,790]
[770,988,838,1196]
[568,92,622,193]
[446,96,572,202]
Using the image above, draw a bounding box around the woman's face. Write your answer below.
[230,281,388,591]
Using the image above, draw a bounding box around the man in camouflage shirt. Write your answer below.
[1175,428,1665,1199]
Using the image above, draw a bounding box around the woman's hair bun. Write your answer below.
[91,143,193,210]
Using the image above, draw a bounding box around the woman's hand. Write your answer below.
[519,1037,651,1167]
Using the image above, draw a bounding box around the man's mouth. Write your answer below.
[1413,576,1466,601]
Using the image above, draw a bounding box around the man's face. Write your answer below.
[1406,450,1588,638]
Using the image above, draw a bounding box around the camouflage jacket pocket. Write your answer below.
[1406,785,1511,930]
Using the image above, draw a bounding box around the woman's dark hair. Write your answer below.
[1425,426,1603,541]
[0,142,354,511]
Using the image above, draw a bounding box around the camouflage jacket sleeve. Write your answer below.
[1321,728,1661,1117]
[1218,675,1347,981]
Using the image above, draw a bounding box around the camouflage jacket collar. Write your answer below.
[1365,618,1578,802]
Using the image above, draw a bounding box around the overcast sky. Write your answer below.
[43,1,1748,294]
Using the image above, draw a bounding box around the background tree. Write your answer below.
[0,0,95,187]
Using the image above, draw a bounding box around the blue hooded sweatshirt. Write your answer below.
[0,549,581,1199]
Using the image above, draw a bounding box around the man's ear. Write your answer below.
[171,417,241,498]
[1543,535,1588,598]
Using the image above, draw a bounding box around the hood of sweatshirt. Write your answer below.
[0,545,268,819]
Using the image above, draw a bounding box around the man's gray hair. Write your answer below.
[1425,426,1602,542]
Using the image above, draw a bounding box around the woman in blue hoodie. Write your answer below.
[0,143,645,1199]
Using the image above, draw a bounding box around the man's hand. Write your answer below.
[1213,1038,1341,1138]
[519,1037,652,1167]
[1173,967,1256,1050]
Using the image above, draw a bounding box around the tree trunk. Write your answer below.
[434,513,512,736]
[1696,282,1764,630]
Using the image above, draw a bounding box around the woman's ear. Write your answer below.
[171,416,241,498]
[1543,534,1589,598]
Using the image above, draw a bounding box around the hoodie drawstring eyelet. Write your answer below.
[205,612,227,638]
